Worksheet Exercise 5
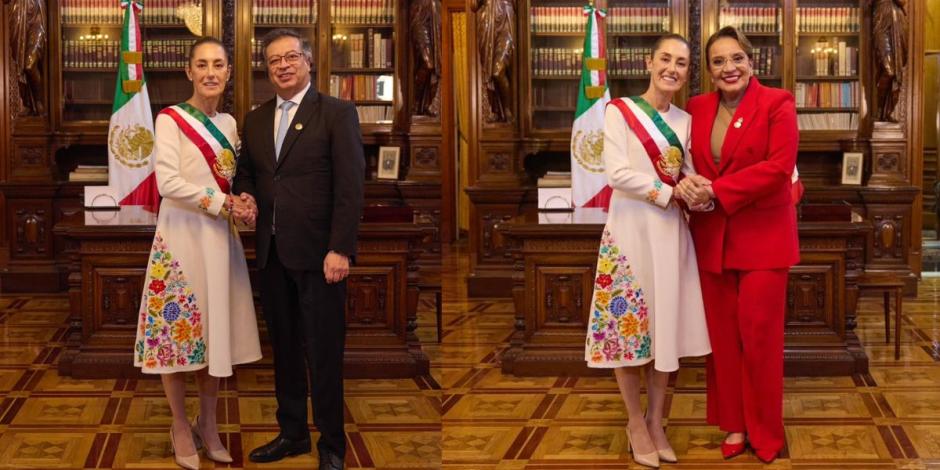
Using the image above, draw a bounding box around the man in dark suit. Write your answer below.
[233,28,364,470]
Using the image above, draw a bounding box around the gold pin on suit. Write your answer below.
[295,123,303,130]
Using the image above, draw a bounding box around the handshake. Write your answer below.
[674,174,714,207]
[226,192,259,226]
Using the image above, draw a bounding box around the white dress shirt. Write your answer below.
[274,81,312,142]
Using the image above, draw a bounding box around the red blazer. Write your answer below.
[687,79,800,273]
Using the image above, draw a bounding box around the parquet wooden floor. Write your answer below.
[439,243,940,469]
[7,242,940,469]
[0,294,441,469]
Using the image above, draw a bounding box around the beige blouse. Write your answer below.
[710,101,737,166]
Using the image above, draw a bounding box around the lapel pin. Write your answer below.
[294,123,303,130]
[733,117,743,129]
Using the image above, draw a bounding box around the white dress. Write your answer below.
[584,101,711,372]
[133,111,262,377]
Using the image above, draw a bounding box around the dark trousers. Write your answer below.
[260,237,347,457]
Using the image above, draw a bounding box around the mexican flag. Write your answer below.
[107,0,159,211]
[570,3,612,209]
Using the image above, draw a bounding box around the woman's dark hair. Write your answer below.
[650,33,690,59]
[705,25,753,63]
[188,36,229,63]
[260,28,314,63]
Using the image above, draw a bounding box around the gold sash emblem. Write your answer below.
[657,145,683,177]
[572,129,605,174]
[109,124,154,169]
[214,148,237,179]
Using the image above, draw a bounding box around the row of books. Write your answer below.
[354,106,394,123]
[719,7,780,33]
[796,8,859,32]
[252,0,317,24]
[329,74,394,101]
[797,112,857,130]
[63,40,209,70]
[808,43,858,76]
[529,7,669,33]
[751,47,778,76]
[62,0,190,25]
[532,48,582,77]
[331,33,394,69]
[330,0,395,24]
[795,81,858,108]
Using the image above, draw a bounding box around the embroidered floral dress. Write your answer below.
[134,110,262,377]
[584,101,711,371]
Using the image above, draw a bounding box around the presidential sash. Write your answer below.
[159,103,236,194]
[608,97,684,186]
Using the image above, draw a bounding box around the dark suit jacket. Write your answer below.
[233,87,365,270]
[686,78,800,273]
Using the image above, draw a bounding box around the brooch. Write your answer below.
[733,117,743,129]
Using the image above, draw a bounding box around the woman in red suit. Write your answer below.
[675,26,799,464]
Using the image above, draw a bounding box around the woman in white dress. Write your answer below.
[583,34,711,468]
[133,37,262,470]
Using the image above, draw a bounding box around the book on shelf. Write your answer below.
[331,0,394,24]
[329,74,394,101]
[533,48,582,77]
[797,112,858,131]
[795,81,858,108]
[719,6,780,33]
[538,171,572,188]
[809,42,857,76]
[751,47,777,76]
[333,31,393,69]
[796,7,859,32]
[530,6,668,34]
[253,0,318,24]
[355,105,394,123]
[69,165,109,183]
[607,7,670,34]
[609,48,652,77]
[63,0,197,25]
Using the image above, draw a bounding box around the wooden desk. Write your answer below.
[54,207,430,379]
[498,208,870,377]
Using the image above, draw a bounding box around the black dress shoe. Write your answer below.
[318,448,345,470]
[248,435,311,463]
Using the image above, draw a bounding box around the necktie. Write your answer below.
[275,100,295,160]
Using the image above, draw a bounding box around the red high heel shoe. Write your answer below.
[754,448,778,464]
[720,439,746,459]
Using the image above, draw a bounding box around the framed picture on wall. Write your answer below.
[377,146,401,180]
[841,152,863,185]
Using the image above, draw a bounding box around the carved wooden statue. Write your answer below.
[473,0,514,123]
[5,0,46,117]
[872,0,908,123]
[410,0,442,117]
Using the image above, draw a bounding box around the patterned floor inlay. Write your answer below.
[439,242,940,468]
[0,292,441,469]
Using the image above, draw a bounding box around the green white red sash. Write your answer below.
[159,103,236,194]
[608,97,685,186]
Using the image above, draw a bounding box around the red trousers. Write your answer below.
[701,269,787,453]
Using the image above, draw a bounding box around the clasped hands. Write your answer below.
[226,193,258,226]
[674,174,714,207]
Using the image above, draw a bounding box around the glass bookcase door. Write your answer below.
[528,0,584,130]
[794,0,860,132]
[250,0,319,110]
[328,0,396,125]
[59,0,203,124]
[607,0,672,99]
[717,0,783,88]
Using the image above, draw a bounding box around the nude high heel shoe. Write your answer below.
[191,415,234,463]
[626,425,660,468]
[169,426,200,470]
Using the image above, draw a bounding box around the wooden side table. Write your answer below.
[858,275,905,360]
